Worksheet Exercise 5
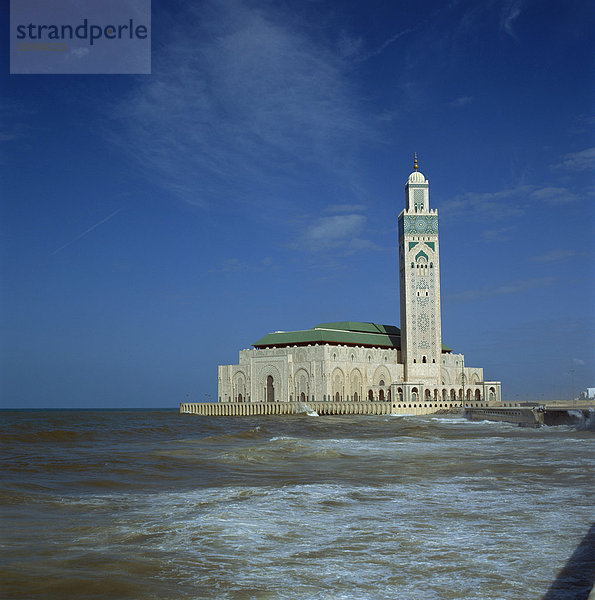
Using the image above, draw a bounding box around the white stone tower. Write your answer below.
[398,154,442,384]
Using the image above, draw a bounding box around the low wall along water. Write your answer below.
[178,401,487,417]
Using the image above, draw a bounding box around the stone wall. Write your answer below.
[179,399,492,417]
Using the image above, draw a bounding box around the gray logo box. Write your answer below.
[10,0,151,74]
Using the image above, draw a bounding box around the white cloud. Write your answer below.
[325,203,367,214]
[441,186,530,220]
[448,96,473,108]
[209,256,275,274]
[530,187,578,205]
[109,0,373,208]
[501,1,524,38]
[482,225,517,242]
[295,212,383,255]
[552,147,595,172]
[447,277,555,302]
[530,249,576,263]
[304,214,366,245]
[356,28,413,62]
[442,183,578,221]
[70,47,90,59]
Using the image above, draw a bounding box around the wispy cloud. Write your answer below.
[447,276,555,302]
[530,249,576,262]
[500,1,524,38]
[209,256,274,274]
[109,0,373,208]
[50,209,122,256]
[448,96,473,108]
[442,183,578,221]
[441,186,530,220]
[325,203,367,214]
[531,187,578,205]
[356,28,413,62]
[552,147,595,172]
[482,225,517,242]
[303,214,367,249]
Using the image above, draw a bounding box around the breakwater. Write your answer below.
[465,404,594,428]
[179,400,486,416]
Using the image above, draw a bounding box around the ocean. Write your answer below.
[1,409,593,599]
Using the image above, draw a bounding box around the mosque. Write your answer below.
[212,158,501,415]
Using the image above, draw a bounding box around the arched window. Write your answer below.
[379,389,385,401]
[379,380,385,387]
[422,356,427,363]
[368,389,374,401]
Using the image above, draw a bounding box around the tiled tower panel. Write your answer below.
[398,163,442,383]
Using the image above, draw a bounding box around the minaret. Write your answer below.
[398,155,442,384]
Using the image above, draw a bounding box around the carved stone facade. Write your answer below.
[218,162,501,410]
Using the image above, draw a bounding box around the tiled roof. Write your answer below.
[253,321,452,352]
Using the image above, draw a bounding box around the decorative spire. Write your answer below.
[414,152,418,171]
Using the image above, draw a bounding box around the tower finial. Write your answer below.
[414,152,418,171]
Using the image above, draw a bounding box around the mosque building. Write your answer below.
[214,158,501,415]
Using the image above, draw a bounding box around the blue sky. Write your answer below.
[1,0,593,408]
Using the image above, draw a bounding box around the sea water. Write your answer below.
[1,409,593,599]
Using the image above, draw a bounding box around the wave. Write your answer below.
[567,409,595,431]
[198,426,269,444]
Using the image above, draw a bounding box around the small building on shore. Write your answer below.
[215,158,501,413]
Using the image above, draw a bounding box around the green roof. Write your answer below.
[314,321,401,336]
[253,320,453,352]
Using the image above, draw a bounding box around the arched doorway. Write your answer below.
[335,391,340,402]
[266,375,275,402]
[353,392,359,402]
[300,392,306,402]
[368,389,374,401]
[379,389,385,401]
[238,393,243,403]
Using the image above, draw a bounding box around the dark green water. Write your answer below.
[1,409,593,599]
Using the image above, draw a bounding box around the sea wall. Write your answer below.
[179,400,489,417]
[464,406,545,427]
